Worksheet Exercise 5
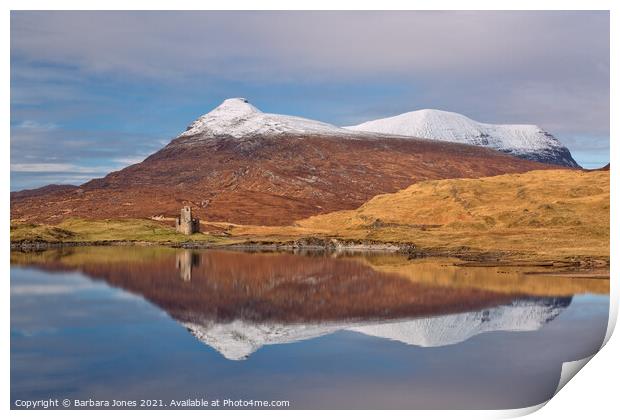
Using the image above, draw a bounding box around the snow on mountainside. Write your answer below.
[180,98,353,138]
[345,109,580,167]
[180,100,579,167]
[183,297,570,361]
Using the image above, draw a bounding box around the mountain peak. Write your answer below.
[215,97,261,115]
[179,98,350,139]
[345,108,580,167]
[408,108,460,116]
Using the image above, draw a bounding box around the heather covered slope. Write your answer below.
[10,134,553,226]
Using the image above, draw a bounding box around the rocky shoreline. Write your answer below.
[10,237,404,253]
[10,237,610,270]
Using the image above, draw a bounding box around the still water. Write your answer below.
[10,247,609,409]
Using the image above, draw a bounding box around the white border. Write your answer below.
[3,1,617,419]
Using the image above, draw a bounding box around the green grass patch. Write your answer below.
[10,218,226,244]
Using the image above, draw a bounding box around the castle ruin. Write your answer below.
[175,206,200,235]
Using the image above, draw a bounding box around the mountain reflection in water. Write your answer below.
[11,247,605,361]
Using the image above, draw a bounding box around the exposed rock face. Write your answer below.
[11,99,562,226]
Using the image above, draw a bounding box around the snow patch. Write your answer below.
[345,109,563,153]
[180,98,352,138]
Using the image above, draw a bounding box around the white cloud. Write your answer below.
[10,163,116,173]
[112,155,151,165]
[11,284,89,295]
[10,11,609,82]
[15,120,58,131]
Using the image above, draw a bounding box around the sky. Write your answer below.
[10,11,610,191]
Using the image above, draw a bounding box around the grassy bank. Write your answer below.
[10,218,230,245]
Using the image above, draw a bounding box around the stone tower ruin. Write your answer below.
[175,206,200,235]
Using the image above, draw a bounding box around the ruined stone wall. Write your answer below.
[175,206,200,235]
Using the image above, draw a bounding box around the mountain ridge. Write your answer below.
[345,108,580,167]
[178,97,354,139]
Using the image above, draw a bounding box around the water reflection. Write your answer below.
[11,247,603,361]
[184,297,571,360]
[175,250,199,282]
[10,247,610,409]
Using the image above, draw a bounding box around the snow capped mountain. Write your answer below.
[176,99,579,168]
[345,109,580,167]
[180,100,579,167]
[14,99,549,226]
[183,297,570,361]
[180,98,353,139]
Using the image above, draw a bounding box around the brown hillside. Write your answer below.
[10,184,78,200]
[11,133,558,226]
